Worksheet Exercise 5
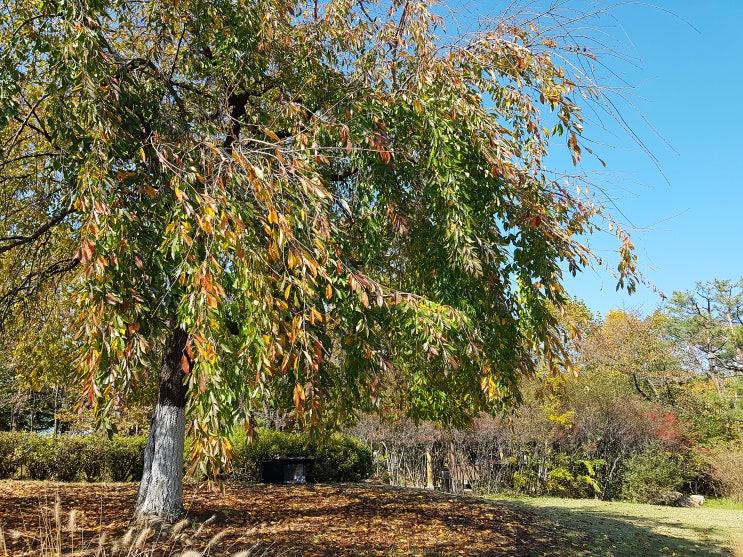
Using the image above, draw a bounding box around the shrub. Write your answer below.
[0,432,145,482]
[231,428,373,483]
[313,435,373,483]
[621,443,685,504]
[55,436,88,481]
[0,431,23,478]
[81,436,108,481]
[23,434,58,480]
[704,443,743,502]
[107,436,147,481]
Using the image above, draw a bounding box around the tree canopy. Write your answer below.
[1,0,641,504]
[667,278,743,392]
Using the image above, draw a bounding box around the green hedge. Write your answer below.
[232,428,373,483]
[0,429,372,484]
[0,432,146,482]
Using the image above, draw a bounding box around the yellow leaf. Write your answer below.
[268,207,278,225]
[263,127,281,141]
[293,383,305,409]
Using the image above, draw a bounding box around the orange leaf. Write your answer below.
[293,383,305,409]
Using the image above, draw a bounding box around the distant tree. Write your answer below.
[0,271,78,432]
[1,0,640,521]
[581,310,684,402]
[667,278,743,393]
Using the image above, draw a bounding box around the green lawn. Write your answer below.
[486,495,743,557]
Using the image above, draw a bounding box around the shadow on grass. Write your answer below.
[494,498,732,557]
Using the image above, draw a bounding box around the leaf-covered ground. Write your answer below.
[0,481,739,556]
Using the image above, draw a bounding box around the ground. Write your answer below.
[0,481,740,556]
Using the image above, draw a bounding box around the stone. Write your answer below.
[675,494,705,508]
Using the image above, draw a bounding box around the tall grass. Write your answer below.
[0,497,274,557]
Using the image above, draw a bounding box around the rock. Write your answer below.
[655,491,683,505]
[675,494,705,508]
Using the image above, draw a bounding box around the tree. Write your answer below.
[667,278,743,393]
[581,309,685,402]
[1,0,639,521]
[0,290,74,432]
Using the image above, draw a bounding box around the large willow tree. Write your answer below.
[1,0,638,520]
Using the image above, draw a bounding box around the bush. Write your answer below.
[621,443,686,504]
[313,435,374,483]
[23,434,58,480]
[0,431,23,478]
[704,443,743,502]
[55,436,88,481]
[81,436,108,481]
[0,432,146,482]
[231,428,373,483]
[107,436,147,481]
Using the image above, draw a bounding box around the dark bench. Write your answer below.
[260,457,314,484]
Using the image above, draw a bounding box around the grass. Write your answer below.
[703,497,743,511]
[0,480,742,556]
[489,495,743,557]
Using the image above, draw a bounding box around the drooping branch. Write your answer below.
[0,256,78,327]
[0,208,73,255]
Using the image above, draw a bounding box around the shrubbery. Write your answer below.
[231,428,373,483]
[703,443,743,502]
[620,443,686,504]
[0,429,372,484]
[0,432,146,481]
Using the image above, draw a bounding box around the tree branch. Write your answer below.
[0,208,74,255]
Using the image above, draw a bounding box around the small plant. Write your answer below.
[0,495,280,556]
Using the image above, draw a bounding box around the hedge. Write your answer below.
[0,429,373,484]
[231,428,373,483]
[0,432,146,482]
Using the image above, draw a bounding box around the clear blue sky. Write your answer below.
[554,1,743,316]
[463,1,743,316]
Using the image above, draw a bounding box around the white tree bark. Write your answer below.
[134,327,189,523]
[135,404,186,522]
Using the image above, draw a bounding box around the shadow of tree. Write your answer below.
[494,498,733,557]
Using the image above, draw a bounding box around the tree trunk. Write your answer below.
[425,448,434,489]
[135,327,189,523]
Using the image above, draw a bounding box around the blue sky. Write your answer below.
[460,1,743,316]
[551,1,743,316]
